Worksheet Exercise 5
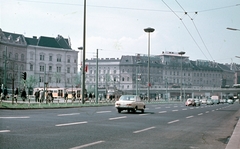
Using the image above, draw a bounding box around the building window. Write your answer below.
[56,78,61,83]
[40,65,45,72]
[15,53,18,60]
[74,67,77,73]
[67,58,70,63]
[49,66,52,72]
[67,67,70,73]
[48,77,52,83]
[74,59,77,63]
[30,64,33,71]
[57,66,61,72]
[49,55,52,61]
[40,54,44,61]
[122,77,124,81]
[21,54,24,61]
[57,56,61,62]
[127,77,129,81]
[39,76,44,82]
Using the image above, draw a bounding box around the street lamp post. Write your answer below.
[95,49,99,104]
[81,0,87,104]
[178,51,185,102]
[144,27,155,102]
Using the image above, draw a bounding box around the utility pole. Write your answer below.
[95,49,99,104]
[3,46,7,88]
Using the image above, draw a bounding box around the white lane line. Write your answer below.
[96,111,111,114]
[168,120,179,124]
[0,130,10,133]
[109,116,127,120]
[212,110,215,112]
[174,106,178,107]
[165,107,170,108]
[182,108,187,110]
[186,116,194,119]
[159,111,167,114]
[155,107,161,109]
[190,108,194,109]
[69,141,105,149]
[133,126,155,134]
[172,110,178,112]
[206,111,209,113]
[0,116,30,119]
[139,114,148,116]
[198,113,203,115]
[58,113,80,116]
[55,121,87,127]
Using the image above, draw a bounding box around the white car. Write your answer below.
[115,95,145,113]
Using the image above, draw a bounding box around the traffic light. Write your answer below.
[22,72,27,80]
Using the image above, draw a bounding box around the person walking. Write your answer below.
[3,87,8,100]
[40,89,44,103]
[64,92,68,102]
[34,89,40,102]
[14,88,19,103]
[21,89,27,102]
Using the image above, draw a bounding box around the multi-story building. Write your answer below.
[0,29,79,92]
[85,51,239,98]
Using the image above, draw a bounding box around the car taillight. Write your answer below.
[116,103,120,106]
[126,104,132,106]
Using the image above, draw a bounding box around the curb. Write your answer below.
[225,118,240,149]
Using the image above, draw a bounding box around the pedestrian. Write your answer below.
[14,88,19,103]
[3,87,8,100]
[64,91,68,102]
[72,91,76,101]
[34,89,40,102]
[89,92,92,99]
[21,89,27,102]
[50,91,53,103]
[40,89,44,103]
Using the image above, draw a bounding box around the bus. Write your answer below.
[233,84,240,88]
[33,87,65,99]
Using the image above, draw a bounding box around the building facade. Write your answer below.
[0,29,79,92]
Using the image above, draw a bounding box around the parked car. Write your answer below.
[220,99,226,104]
[115,95,145,113]
[206,99,214,105]
[201,98,207,104]
[185,98,196,106]
[194,99,201,106]
[227,99,234,104]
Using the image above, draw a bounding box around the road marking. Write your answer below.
[109,116,127,120]
[190,108,194,109]
[58,113,80,116]
[159,111,167,113]
[133,126,155,134]
[186,116,194,119]
[205,111,209,113]
[69,140,105,149]
[0,116,30,119]
[56,121,87,127]
[155,107,161,109]
[198,113,203,115]
[0,130,10,133]
[96,111,111,114]
[139,114,148,116]
[165,107,170,108]
[212,110,215,112]
[174,106,178,107]
[182,108,187,110]
[172,110,178,112]
[168,120,179,124]
[145,108,149,110]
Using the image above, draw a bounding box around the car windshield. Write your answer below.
[119,95,136,101]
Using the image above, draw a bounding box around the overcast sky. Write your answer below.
[1,0,240,64]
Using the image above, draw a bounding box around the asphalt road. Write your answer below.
[0,103,239,149]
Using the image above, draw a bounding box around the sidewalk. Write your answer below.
[225,117,240,149]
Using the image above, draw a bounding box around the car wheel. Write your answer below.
[127,109,130,113]
[141,109,144,113]
[118,109,121,113]
[132,107,137,113]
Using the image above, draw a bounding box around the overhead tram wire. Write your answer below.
[162,0,209,60]
[175,0,214,61]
